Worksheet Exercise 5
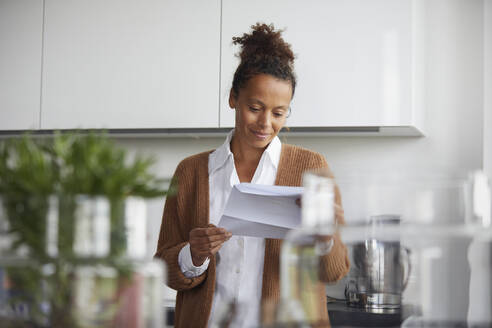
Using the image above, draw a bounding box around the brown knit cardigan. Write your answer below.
[155,144,350,328]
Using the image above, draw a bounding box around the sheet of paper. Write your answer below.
[235,183,304,197]
[218,183,304,239]
[219,215,291,239]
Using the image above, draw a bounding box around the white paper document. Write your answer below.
[218,183,304,239]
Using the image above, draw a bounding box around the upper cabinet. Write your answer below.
[0,0,43,130]
[41,0,221,129]
[0,0,425,135]
[220,0,424,135]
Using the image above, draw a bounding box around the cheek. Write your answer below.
[273,119,286,132]
[235,109,251,129]
[240,110,255,125]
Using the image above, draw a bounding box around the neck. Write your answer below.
[230,135,265,165]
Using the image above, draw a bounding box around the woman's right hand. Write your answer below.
[189,227,232,266]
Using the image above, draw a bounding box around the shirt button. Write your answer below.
[236,268,240,274]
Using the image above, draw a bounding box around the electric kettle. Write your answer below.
[344,215,411,310]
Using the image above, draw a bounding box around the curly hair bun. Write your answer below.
[231,22,297,98]
[232,23,295,66]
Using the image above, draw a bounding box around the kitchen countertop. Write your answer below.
[166,301,409,327]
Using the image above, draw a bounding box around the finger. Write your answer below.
[192,234,231,245]
[189,247,207,264]
[208,240,227,249]
[192,239,227,251]
[194,244,220,258]
[191,244,212,256]
[209,244,224,256]
[190,227,228,237]
[190,240,212,252]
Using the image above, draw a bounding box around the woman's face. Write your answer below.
[229,73,292,151]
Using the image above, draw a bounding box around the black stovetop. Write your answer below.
[327,300,406,327]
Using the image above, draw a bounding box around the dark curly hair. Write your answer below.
[231,23,296,99]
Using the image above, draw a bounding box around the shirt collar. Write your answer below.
[209,129,282,175]
[264,133,281,170]
[209,129,235,175]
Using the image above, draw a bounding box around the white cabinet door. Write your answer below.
[42,0,220,130]
[0,0,43,130]
[220,0,420,130]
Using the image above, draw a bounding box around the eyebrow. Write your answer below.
[248,98,289,110]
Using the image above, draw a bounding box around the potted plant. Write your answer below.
[0,132,170,327]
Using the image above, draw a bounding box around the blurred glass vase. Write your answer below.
[277,169,342,327]
[0,194,165,328]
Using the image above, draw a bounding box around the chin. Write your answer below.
[249,137,272,149]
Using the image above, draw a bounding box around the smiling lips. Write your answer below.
[251,130,270,140]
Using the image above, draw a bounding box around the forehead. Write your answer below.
[240,74,292,104]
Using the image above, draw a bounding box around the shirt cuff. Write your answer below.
[178,243,210,278]
[320,237,335,255]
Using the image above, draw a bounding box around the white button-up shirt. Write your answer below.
[178,129,281,328]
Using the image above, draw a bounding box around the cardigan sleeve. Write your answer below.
[317,156,351,283]
[154,163,208,291]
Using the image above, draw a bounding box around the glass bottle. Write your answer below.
[278,168,338,327]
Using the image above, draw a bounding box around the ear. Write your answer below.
[228,89,237,109]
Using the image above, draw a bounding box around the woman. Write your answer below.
[155,23,349,328]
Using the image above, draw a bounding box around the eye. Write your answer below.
[248,106,260,112]
[273,111,285,118]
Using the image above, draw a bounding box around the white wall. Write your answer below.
[485,0,492,178]
[476,0,492,323]
[115,0,484,256]
[113,0,485,310]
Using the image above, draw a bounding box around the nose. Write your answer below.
[258,111,271,128]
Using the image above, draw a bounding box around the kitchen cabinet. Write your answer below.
[41,0,221,130]
[1,0,425,135]
[220,0,425,135]
[0,0,43,130]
